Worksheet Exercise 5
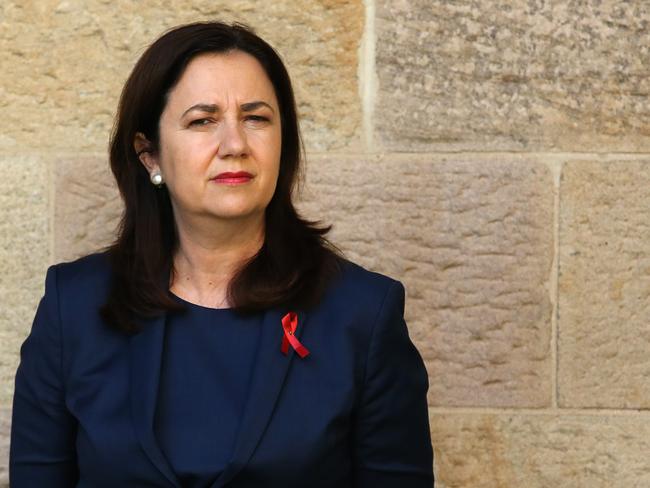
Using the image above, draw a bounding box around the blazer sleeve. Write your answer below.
[10,265,79,487]
[353,280,434,487]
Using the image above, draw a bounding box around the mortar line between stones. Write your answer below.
[304,151,650,160]
[358,0,376,152]
[550,159,562,409]
[428,407,650,417]
[4,150,650,159]
[48,155,55,265]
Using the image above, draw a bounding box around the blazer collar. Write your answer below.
[128,306,309,488]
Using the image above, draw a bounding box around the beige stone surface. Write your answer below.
[559,160,650,408]
[375,1,650,152]
[0,0,363,152]
[0,407,9,487]
[297,155,555,407]
[53,156,122,262]
[430,411,650,487]
[0,155,49,407]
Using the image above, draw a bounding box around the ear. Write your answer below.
[133,132,160,174]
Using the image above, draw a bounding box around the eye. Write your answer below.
[245,115,270,124]
[189,118,212,126]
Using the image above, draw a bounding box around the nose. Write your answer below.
[217,119,248,159]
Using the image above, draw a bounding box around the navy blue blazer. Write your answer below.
[10,252,434,487]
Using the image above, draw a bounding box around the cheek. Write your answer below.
[267,147,281,187]
[267,130,282,171]
[256,152,280,202]
[160,141,205,184]
[158,160,200,207]
[251,130,281,170]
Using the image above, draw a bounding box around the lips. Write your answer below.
[212,171,253,184]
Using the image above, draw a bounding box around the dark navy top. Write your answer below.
[153,295,263,488]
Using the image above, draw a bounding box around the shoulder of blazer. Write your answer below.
[45,251,119,369]
[319,256,404,314]
[52,250,113,305]
[335,257,401,289]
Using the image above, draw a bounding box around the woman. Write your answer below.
[10,21,434,487]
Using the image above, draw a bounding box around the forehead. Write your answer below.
[166,50,278,110]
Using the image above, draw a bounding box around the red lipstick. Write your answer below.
[212,171,253,184]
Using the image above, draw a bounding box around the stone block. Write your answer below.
[53,156,122,262]
[559,160,650,408]
[0,155,49,406]
[375,1,650,152]
[430,412,650,487]
[297,154,555,407]
[0,0,363,152]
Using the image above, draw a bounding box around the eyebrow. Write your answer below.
[181,101,275,118]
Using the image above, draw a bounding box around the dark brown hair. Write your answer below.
[100,21,343,333]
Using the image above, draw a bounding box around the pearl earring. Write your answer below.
[150,171,164,186]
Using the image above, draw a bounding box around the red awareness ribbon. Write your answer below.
[280,312,310,358]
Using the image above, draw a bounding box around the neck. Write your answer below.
[169,211,265,308]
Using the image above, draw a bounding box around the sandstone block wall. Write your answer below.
[1,1,649,486]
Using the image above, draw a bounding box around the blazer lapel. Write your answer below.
[129,314,181,488]
[213,307,309,488]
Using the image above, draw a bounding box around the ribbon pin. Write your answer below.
[281,312,310,358]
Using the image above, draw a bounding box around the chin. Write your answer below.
[208,207,263,221]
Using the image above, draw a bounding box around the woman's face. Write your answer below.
[138,50,282,226]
